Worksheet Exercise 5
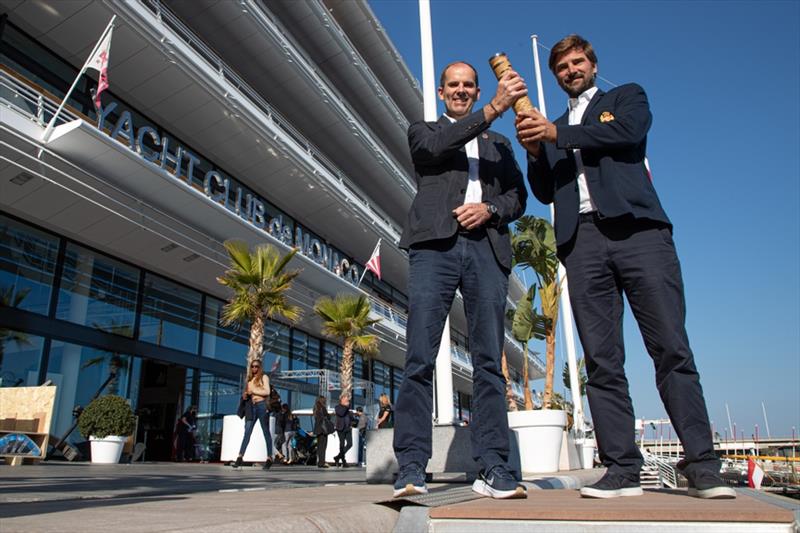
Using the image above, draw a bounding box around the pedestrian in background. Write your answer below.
[232,360,273,470]
[356,406,367,466]
[376,393,393,429]
[333,395,354,467]
[313,395,331,468]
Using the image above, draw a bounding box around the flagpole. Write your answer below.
[40,15,116,148]
[531,34,585,436]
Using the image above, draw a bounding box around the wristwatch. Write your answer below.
[485,202,498,217]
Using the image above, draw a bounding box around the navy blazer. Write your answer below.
[527,83,671,249]
[399,109,527,270]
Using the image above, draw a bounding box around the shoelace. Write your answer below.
[399,462,425,480]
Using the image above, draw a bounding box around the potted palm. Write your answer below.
[77,395,135,464]
[507,215,567,473]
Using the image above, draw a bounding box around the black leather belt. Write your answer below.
[579,212,601,224]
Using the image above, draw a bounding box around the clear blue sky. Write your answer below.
[369,0,800,438]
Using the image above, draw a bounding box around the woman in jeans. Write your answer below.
[313,395,330,468]
[232,359,273,469]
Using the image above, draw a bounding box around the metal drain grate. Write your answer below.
[378,485,482,507]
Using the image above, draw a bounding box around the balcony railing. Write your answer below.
[136,0,403,239]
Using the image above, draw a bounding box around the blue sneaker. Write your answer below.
[472,465,527,499]
[393,462,428,497]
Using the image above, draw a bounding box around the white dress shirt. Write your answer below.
[568,86,598,213]
[444,114,482,204]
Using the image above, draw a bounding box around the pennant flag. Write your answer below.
[269,354,281,375]
[364,239,382,280]
[644,157,653,182]
[747,457,764,489]
[87,25,114,109]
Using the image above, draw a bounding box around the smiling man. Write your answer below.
[392,61,528,500]
[515,35,735,500]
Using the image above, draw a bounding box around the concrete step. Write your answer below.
[426,489,796,533]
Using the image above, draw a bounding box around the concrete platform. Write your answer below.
[427,489,798,532]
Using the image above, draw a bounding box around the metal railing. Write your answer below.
[138,0,406,236]
[1,70,79,128]
[642,450,680,489]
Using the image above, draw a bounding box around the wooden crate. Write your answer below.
[0,386,56,465]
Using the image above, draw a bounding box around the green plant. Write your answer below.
[511,215,561,410]
[77,395,135,438]
[313,294,380,399]
[216,240,302,368]
[562,358,587,397]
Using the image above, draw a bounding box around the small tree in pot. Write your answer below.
[78,395,135,464]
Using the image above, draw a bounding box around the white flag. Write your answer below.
[87,26,113,109]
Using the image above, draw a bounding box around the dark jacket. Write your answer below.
[313,406,330,437]
[400,109,527,270]
[527,83,671,251]
[334,404,352,432]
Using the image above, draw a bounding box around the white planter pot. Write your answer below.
[508,410,567,474]
[89,435,127,464]
[579,437,597,469]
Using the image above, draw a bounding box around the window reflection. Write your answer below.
[46,340,133,443]
[201,297,249,365]
[195,371,239,461]
[139,274,201,353]
[56,243,139,335]
[0,328,44,387]
[0,214,59,316]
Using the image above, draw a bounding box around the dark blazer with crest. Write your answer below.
[399,109,527,270]
[527,83,671,249]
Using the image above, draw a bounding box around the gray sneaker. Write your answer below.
[472,465,527,499]
[393,462,428,497]
[580,472,643,498]
[686,470,736,499]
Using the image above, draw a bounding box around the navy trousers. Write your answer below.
[393,231,511,471]
[561,216,718,479]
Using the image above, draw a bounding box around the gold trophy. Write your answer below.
[488,53,535,114]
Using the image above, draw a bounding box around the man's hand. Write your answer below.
[453,202,491,230]
[515,109,557,156]
[489,70,528,116]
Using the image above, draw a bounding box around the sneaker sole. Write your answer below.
[580,486,643,499]
[472,479,527,499]
[688,486,736,499]
[393,484,428,498]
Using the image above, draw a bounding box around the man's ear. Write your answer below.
[437,86,444,101]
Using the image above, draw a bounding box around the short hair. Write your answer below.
[548,34,598,73]
[439,61,479,88]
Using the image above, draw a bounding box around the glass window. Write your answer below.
[262,321,289,373]
[201,297,249,365]
[392,366,404,403]
[0,328,44,387]
[138,273,201,353]
[56,243,139,335]
[45,340,134,443]
[0,214,59,316]
[322,342,340,372]
[373,360,391,405]
[194,371,240,462]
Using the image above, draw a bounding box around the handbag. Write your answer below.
[237,397,248,419]
[321,416,335,435]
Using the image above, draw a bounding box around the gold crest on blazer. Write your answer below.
[599,111,615,123]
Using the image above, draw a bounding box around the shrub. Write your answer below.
[77,395,135,439]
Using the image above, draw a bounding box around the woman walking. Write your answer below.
[232,359,273,469]
[313,395,331,468]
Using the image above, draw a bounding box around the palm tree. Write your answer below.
[500,350,518,412]
[0,287,31,372]
[511,215,562,410]
[562,357,587,397]
[82,321,134,396]
[509,286,547,410]
[216,240,302,368]
[313,294,380,399]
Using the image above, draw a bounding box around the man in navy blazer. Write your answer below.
[516,35,734,500]
[393,61,527,500]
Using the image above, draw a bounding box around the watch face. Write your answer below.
[488,204,497,214]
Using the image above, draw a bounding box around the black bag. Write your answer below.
[237,397,248,419]
[321,416,335,435]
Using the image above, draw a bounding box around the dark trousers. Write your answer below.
[336,429,352,461]
[316,433,328,466]
[238,401,273,458]
[393,232,510,471]
[561,216,718,479]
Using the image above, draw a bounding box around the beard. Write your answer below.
[561,72,596,98]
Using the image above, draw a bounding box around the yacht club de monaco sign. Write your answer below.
[96,101,362,285]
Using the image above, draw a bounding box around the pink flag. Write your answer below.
[87,26,113,109]
[364,239,382,280]
[644,157,653,182]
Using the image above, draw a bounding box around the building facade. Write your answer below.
[0,0,542,461]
